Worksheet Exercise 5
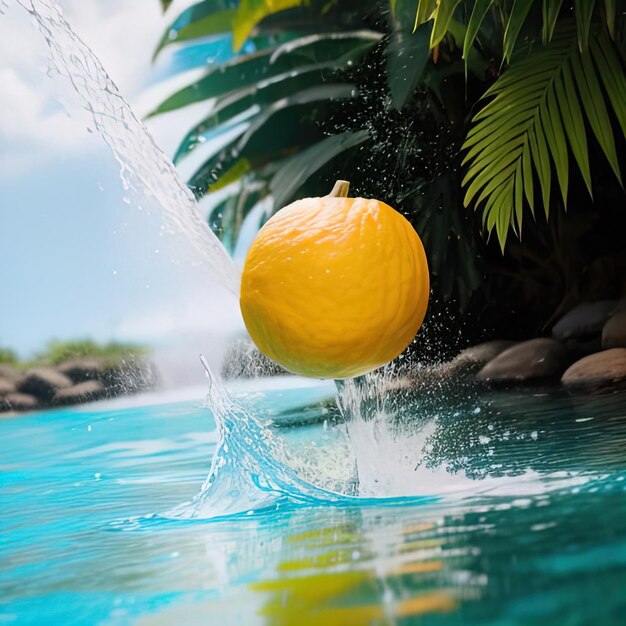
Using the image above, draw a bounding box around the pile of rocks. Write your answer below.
[0,358,160,414]
[449,298,626,392]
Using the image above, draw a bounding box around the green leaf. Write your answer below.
[430,0,461,48]
[188,87,352,196]
[208,184,265,252]
[161,0,173,12]
[208,158,251,191]
[413,0,437,32]
[270,130,370,208]
[521,137,534,213]
[591,31,626,138]
[603,0,616,38]
[386,22,432,109]
[462,24,624,248]
[232,0,304,50]
[574,0,596,50]
[514,160,524,233]
[463,0,494,60]
[542,0,564,43]
[502,0,534,61]
[556,60,592,194]
[148,32,379,117]
[495,181,514,252]
[154,1,237,59]
[173,69,348,163]
[541,83,569,205]
[571,42,622,183]
[528,122,551,216]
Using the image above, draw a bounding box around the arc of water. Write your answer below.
[16,0,241,295]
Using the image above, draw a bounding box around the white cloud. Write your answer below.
[0,0,167,178]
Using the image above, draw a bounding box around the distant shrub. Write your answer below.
[0,347,19,365]
[35,339,149,366]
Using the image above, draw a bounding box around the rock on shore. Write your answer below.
[0,357,159,415]
[561,349,626,391]
[477,339,569,384]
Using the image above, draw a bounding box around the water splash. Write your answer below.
[16,0,241,294]
[168,357,349,519]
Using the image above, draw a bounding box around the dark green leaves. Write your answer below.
[574,0,596,50]
[173,67,344,163]
[503,0,534,61]
[148,32,380,117]
[270,130,370,208]
[386,22,432,109]
[464,0,494,60]
[462,24,625,251]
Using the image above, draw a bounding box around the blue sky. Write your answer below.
[0,0,244,382]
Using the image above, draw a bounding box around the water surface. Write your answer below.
[2,380,625,625]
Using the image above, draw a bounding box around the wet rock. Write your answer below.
[449,340,517,374]
[602,309,626,349]
[0,364,22,383]
[53,380,105,405]
[552,300,617,341]
[561,348,626,391]
[18,367,72,402]
[57,358,104,383]
[477,338,569,384]
[1,392,39,412]
[0,378,16,395]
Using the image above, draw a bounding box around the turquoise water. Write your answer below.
[2,379,626,625]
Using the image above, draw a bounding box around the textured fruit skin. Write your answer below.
[240,196,429,379]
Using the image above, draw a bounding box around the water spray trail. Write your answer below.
[16,0,241,294]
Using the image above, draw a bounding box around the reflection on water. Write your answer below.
[1,383,626,625]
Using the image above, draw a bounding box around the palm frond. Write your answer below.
[410,0,605,58]
[462,24,625,251]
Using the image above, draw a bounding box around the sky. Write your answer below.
[0,0,245,384]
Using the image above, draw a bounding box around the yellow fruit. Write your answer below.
[240,181,429,379]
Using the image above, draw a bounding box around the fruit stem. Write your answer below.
[327,180,350,198]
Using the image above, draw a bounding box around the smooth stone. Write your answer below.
[53,380,105,405]
[602,309,626,349]
[552,300,617,341]
[1,392,39,411]
[57,358,104,382]
[0,377,16,395]
[18,367,73,402]
[0,364,22,383]
[450,340,517,373]
[561,348,626,390]
[477,338,569,384]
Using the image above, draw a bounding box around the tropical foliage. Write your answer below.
[35,339,148,366]
[0,347,19,366]
[411,1,625,249]
[152,0,625,313]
